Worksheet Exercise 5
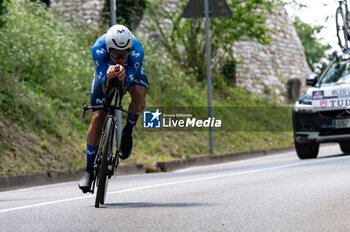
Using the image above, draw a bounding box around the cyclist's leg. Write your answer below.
[87,73,108,171]
[120,66,148,159]
[87,111,107,147]
[79,73,107,190]
[128,65,148,121]
[85,111,107,171]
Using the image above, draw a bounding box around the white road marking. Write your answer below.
[0,155,347,214]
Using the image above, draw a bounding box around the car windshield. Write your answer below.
[320,61,350,84]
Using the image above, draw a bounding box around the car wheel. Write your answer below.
[339,141,350,153]
[294,139,319,159]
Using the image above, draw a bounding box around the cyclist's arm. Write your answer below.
[91,41,108,84]
[125,40,144,86]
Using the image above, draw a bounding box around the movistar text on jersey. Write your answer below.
[163,117,221,127]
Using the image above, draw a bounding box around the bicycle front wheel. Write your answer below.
[336,7,348,49]
[95,117,113,208]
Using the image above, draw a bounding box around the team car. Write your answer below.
[293,51,350,159]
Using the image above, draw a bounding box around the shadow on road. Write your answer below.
[318,153,350,159]
[102,202,214,208]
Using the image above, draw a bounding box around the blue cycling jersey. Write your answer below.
[91,33,144,87]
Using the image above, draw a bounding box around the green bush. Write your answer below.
[142,39,278,108]
[142,40,208,107]
[0,75,59,133]
[0,0,104,134]
[0,0,95,109]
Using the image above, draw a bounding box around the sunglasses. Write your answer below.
[109,49,130,60]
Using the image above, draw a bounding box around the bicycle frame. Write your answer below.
[82,79,138,197]
[339,0,349,16]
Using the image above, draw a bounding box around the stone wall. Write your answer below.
[138,2,310,101]
[50,0,105,24]
[233,5,311,100]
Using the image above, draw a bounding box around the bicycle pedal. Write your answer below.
[83,189,93,194]
[80,186,93,194]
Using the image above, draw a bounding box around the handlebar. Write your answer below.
[83,104,139,118]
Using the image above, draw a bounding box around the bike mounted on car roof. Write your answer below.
[336,0,350,50]
[82,79,138,208]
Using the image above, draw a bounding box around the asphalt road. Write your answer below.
[1,144,350,232]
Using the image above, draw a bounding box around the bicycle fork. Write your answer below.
[106,118,121,178]
[110,120,120,176]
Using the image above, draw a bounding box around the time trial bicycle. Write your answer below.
[83,79,138,208]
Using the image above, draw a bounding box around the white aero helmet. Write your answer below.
[106,24,133,52]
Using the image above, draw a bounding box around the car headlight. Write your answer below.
[294,95,313,112]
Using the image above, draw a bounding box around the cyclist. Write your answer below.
[79,24,148,192]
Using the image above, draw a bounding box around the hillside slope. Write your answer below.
[0,0,293,176]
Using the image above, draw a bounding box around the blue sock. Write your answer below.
[86,144,99,174]
[123,113,138,134]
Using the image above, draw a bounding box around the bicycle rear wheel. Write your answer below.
[95,117,113,208]
[336,7,349,49]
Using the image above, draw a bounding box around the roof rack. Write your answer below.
[332,49,350,61]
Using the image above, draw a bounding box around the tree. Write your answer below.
[103,0,147,31]
[147,0,277,81]
[283,0,306,10]
[293,16,331,74]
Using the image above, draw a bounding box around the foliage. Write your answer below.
[0,0,106,139]
[103,0,147,31]
[142,40,207,107]
[0,0,9,27]
[0,0,99,120]
[146,0,276,81]
[293,16,332,74]
[141,38,281,107]
[0,75,59,133]
[282,0,306,10]
[221,59,236,86]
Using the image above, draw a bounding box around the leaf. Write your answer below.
[146,0,277,80]
[36,85,42,96]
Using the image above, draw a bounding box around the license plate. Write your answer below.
[333,119,350,128]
